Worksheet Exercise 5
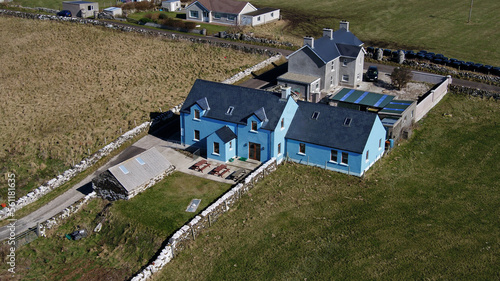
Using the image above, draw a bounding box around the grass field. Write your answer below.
[0,172,232,280]
[0,17,264,200]
[154,93,500,280]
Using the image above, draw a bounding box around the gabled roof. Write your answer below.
[215,126,237,143]
[243,7,278,17]
[188,0,253,14]
[195,97,210,111]
[108,147,172,193]
[180,79,289,130]
[287,26,363,65]
[286,101,378,154]
[253,107,268,122]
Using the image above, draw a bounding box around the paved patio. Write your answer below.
[155,142,261,184]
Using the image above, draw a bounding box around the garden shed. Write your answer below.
[162,0,181,11]
[62,1,98,18]
[103,7,122,17]
[92,147,174,201]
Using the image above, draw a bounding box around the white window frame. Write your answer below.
[330,149,338,163]
[342,74,349,82]
[189,10,199,18]
[341,152,349,165]
[193,109,200,120]
[251,121,258,132]
[213,142,220,155]
[299,143,306,155]
[194,130,200,141]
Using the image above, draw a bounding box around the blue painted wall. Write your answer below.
[286,139,364,176]
[206,131,236,162]
[271,96,298,163]
[360,117,386,173]
[237,115,271,161]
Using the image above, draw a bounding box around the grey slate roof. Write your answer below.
[190,0,251,14]
[215,126,237,143]
[195,97,210,110]
[288,26,363,65]
[180,79,288,131]
[286,101,378,154]
[243,7,278,16]
[108,147,172,193]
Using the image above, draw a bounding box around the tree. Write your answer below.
[391,67,412,90]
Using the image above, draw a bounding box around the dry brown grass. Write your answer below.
[241,19,303,47]
[0,17,265,198]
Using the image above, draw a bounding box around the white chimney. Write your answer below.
[323,28,333,39]
[339,20,349,31]
[281,86,291,99]
[303,36,314,48]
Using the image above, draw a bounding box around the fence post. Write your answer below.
[208,214,212,227]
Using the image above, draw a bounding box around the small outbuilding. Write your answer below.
[103,7,122,17]
[162,0,181,11]
[241,8,280,27]
[62,1,99,18]
[92,147,174,201]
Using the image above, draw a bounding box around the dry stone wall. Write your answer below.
[222,54,282,85]
[449,85,500,100]
[131,158,278,281]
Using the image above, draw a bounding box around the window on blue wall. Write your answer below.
[281,118,284,128]
[330,150,337,162]
[194,130,200,141]
[366,150,369,161]
[194,109,200,120]
[278,143,281,155]
[251,121,258,131]
[299,143,306,154]
[379,139,382,149]
[341,152,348,164]
[213,142,220,155]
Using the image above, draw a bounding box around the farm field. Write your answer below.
[9,0,500,65]
[0,172,232,280]
[155,93,500,280]
[0,16,265,201]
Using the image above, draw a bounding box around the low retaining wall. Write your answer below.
[131,158,278,281]
[0,9,280,57]
[222,54,282,85]
[415,75,452,122]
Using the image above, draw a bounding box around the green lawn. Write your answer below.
[0,172,231,280]
[155,93,500,280]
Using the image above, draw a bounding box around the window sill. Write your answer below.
[297,152,306,156]
[193,118,201,122]
[193,139,199,142]
[250,130,258,134]
[212,153,220,156]
[340,163,349,166]
[328,160,337,164]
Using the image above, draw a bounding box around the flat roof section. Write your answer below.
[379,100,414,115]
[278,72,321,84]
[381,117,398,127]
[330,88,395,109]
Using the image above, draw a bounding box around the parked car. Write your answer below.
[57,10,72,17]
[365,66,378,82]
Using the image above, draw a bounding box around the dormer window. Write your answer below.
[251,121,258,131]
[194,109,200,120]
[226,106,234,115]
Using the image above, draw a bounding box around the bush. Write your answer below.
[170,19,185,29]
[159,13,168,20]
[126,18,139,24]
[185,22,197,30]
[135,1,154,11]
[151,13,160,21]
[144,13,153,19]
[122,2,135,10]
[391,67,412,90]
[139,17,153,24]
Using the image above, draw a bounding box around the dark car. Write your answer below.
[365,66,378,82]
[57,10,72,17]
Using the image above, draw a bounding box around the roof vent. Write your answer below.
[343,117,352,127]
[226,106,234,116]
[311,111,320,120]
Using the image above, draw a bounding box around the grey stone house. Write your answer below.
[62,1,98,18]
[278,21,365,102]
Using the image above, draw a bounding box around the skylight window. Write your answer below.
[119,165,129,174]
[226,106,234,115]
[311,111,320,120]
[343,117,352,127]
[136,157,145,165]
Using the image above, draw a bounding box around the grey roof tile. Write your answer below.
[215,126,237,143]
[286,101,378,153]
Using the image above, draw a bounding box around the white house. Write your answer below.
[186,0,257,25]
[241,7,280,27]
[162,0,181,12]
[62,1,98,18]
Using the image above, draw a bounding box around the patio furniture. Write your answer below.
[219,168,231,178]
[232,168,247,182]
[212,164,227,176]
[192,160,209,172]
[199,163,211,172]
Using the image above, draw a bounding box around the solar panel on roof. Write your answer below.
[119,165,129,174]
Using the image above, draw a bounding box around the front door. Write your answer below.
[248,142,261,161]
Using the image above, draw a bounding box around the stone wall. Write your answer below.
[415,75,452,122]
[449,85,500,100]
[0,9,280,57]
[222,32,295,48]
[222,54,283,85]
[130,158,278,281]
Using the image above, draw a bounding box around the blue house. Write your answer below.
[180,79,385,176]
[285,101,386,176]
[180,79,298,164]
